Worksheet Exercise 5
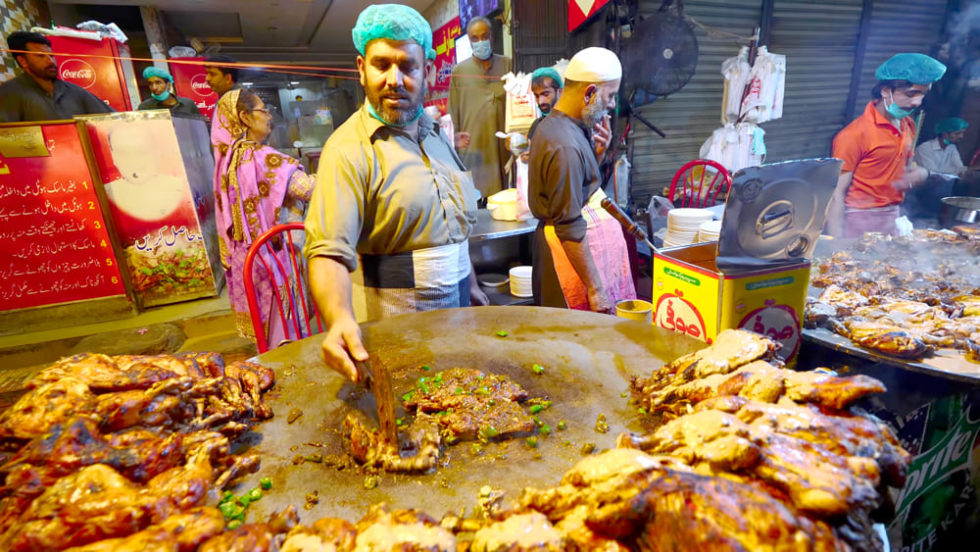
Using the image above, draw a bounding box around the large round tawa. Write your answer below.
[237,306,702,522]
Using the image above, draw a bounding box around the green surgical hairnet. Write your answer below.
[531,67,563,88]
[142,65,173,83]
[934,117,968,135]
[352,4,436,61]
[875,53,946,84]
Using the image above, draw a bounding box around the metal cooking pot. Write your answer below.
[940,196,980,228]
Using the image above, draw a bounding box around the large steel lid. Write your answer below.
[717,158,842,273]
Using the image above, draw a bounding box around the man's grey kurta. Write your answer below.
[527,110,601,308]
[449,54,511,197]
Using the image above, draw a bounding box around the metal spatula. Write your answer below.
[356,359,398,446]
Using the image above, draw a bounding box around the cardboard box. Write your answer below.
[653,242,810,361]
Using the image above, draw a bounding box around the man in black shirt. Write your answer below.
[0,31,114,122]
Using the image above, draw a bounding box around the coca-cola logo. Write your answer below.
[190,74,215,98]
[59,59,96,89]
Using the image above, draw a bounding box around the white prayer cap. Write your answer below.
[564,47,622,83]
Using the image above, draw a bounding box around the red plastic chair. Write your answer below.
[243,223,324,353]
[667,159,733,208]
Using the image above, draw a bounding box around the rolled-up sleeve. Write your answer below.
[303,143,368,272]
[536,144,588,242]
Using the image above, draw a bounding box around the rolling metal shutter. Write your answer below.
[763,0,864,161]
[846,0,949,122]
[512,0,570,73]
[629,0,763,203]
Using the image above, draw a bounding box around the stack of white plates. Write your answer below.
[509,266,533,298]
[663,208,714,248]
[697,220,722,243]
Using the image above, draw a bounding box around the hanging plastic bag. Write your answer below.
[721,47,751,125]
[501,72,537,133]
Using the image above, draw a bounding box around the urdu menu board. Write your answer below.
[0,122,128,312]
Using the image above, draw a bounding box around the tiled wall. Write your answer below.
[0,0,50,82]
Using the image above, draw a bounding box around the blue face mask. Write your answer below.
[366,102,422,128]
[151,90,171,102]
[942,138,951,146]
[884,93,914,119]
[471,39,492,61]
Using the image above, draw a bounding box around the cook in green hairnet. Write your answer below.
[305,4,487,383]
[915,117,979,195]
[137,65,202,118]
[826,53,947,238]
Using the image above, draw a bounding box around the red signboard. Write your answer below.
[48,36,135,112]
[0,123,127,311]
[425,16,462,115]
[568,0,613,31]
[171,57,219,120]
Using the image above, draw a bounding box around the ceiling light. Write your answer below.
[290,81,300,85]
[242,82,254,86]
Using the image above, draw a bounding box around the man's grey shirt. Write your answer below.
[0,73,114,122]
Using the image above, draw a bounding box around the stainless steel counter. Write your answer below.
[469,209,537,242]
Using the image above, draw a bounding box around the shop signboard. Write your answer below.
[81,111,222,307]
[48,36,139,112]
[171,57,218,119]
[569,0,613,31]
[426,16,462,116]
[0,122,128,312]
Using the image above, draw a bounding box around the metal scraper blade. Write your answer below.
[356,360,398,446]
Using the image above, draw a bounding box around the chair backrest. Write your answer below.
[243,222,323,353]
[668,159,733,208]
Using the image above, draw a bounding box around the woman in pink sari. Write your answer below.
[215,88,315,343]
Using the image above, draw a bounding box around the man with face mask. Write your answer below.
[305,4,488,382]
[0,31,113,122]
[449,16,512,197]
[827,53,946,237]
[528,47,635,314]
[527,66,563,140]
[137,66,202,118]
[915,117,979,198]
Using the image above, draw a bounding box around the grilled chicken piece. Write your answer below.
[523,449,848,552]
[0,418,185,496]
[471,512,564,551]
[63,507,225,552]
[634,359,886,415]
[352,504,456,551]
[30,353,199,392]
[344,413,442,473]
[627,408,881,515]
[636,330,776,400]
[281,517,357,552]
[1,463,149,551]
[842,318,931,358]
[0,377,95,440]
[629,469,843,552]
[198,506,299,552]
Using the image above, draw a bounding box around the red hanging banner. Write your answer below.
[568,0,613,32]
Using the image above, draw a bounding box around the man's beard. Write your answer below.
[367,82,426,126]
[583,97,607,127]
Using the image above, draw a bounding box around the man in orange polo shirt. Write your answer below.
[827,53,946,237]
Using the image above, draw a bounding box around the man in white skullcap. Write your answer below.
[527,47,636,313]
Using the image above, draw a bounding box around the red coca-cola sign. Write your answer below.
[170,57,218,119]
[190,74,212,97]
[59,59,97,89]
